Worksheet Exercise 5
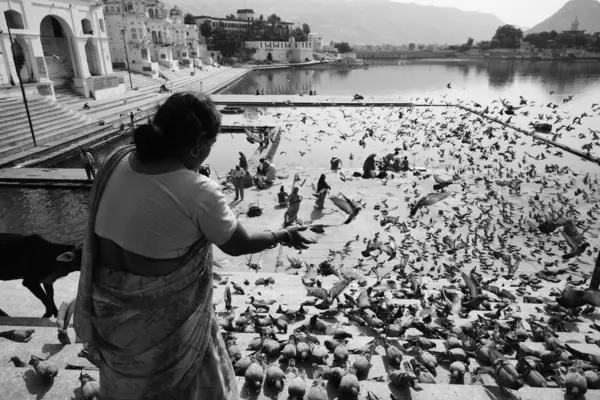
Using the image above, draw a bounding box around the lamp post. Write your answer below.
[3,13,36,147]
[189,44,196,73]
[121,29,133,89]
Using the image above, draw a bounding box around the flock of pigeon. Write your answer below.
[2,93,600,399]
[209,93,600,398]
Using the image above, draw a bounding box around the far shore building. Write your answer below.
[103,1,202,78]
[192,9,294,36]
[245,38,313,63]
[308,32,324,52]
[0,0,124,100]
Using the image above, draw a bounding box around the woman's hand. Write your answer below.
[279,226,316,250]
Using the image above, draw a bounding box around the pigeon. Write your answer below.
[410,192,452,217]
[329,193,362,224]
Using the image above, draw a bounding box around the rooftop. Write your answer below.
[236,9,254,13]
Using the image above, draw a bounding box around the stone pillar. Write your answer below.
[27,36,49,82]
[0,35,18,86]
[97,38,113,75]
[75,38,91,77]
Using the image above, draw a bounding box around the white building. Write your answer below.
[193,10,294,36]
[245,38,313,63]
[103,0,202,78]
[0,0,122,100]
[308,32,323,52]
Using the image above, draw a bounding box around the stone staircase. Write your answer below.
[1,271,600,399]
[52,79,86,107]
[0,67,240,168]
[0,98,89,160]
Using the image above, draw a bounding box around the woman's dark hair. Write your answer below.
[133,92,221,162]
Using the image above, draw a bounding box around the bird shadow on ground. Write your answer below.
[41,343,65,358]
[23,369,53,400]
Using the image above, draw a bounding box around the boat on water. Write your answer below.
[220,105,245,115]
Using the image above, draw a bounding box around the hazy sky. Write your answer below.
[390,0,570,27]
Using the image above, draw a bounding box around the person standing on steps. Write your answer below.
[130,111,135,131]
[79,147,95,180]
[73,92,315,400]
[231,165,245,201]
[238,152,248,172]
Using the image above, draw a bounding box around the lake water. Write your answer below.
[2,59,600,251]
[225,59,600,112]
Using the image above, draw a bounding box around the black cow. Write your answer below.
[0,233,82,318]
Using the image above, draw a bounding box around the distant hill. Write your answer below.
[169,0,505,45]
[526,0,600,34]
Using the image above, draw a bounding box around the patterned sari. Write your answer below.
[74,145,239,400]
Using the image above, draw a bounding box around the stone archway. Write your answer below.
[267,52,273,61]
[85,38,101,76]
[40,15,77,85]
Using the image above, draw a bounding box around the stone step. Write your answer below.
[0,116,88,159]
[1,326,595,388]
[0,104,84,137]
[0,106,83,132]
[0,99,55,116]
[0,367,598,400]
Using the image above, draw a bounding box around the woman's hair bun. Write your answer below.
[133,124,169,162]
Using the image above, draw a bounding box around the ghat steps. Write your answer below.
[0,67,239,168]
[1,272,600,399]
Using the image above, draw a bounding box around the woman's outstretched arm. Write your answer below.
[218,223,312,256]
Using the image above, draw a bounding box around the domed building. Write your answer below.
[169,6,183,24]
[103,0,203,78]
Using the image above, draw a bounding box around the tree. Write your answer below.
[334,41,353,53]
[293,27,307,42]
[303,23,311,35]
[466,37,474,47]
[259,14,264,21]
[408,43,416,51]
[491,24,523,49]
[225,14,236,20]
[200,20,213,38]
[267,13,281,26]
[477,40,492,51]
[183,13,195,25]
[417,44,425,51]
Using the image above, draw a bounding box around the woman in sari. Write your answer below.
[74,92,315,400]
[284,187,302,227]
[314,174,330,209]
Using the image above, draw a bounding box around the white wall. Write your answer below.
[246,40,313,62]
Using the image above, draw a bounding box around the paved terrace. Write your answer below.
[1,104,600,399]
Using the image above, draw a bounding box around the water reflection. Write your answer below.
[225,60,600,100]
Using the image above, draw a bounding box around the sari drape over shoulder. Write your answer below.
[74,145,239,400]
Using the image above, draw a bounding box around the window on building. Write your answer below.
[148,9,154,19]
[138,28,143,37]
[131,27,137,39]
[127,2,133,12]
[81,18,93,34]
[117,6,121,13]
[155,9,160,18]
[99,18,105,32]
[4,10,25,29]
